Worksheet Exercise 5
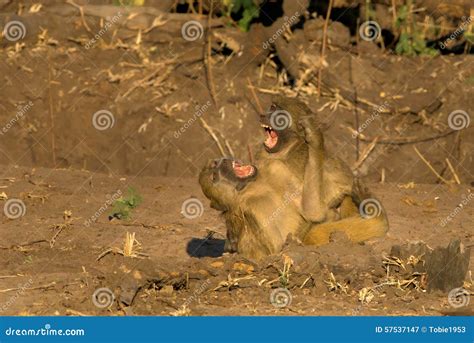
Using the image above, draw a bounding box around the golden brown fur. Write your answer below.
[257,95,357,223]
[198,95,389,260]
[199,158,388,260]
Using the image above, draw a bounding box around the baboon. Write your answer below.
[257,95,363,223]
[199,158,388,260]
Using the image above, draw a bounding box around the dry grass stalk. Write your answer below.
[324,272,348,294]
[66,0,93,34]
[49,223,70,248]
[247,77,264,113]
[213,274,255,291]
[317,0,334,96]
[170,305,191,316]
[97,232,149,261]
[445,158,461,184]
[414,147,450,184]
[352,137,379,171]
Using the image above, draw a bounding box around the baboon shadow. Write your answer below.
[186,237,225,258]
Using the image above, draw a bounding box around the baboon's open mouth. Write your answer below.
[232,160,255,178]
[261,124,278,149]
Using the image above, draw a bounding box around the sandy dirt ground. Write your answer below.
[0,1,473,316]
[0,165,472,315]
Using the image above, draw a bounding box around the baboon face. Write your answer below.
[199,158,257,211]
[259,96,306,153]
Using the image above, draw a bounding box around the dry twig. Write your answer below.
[445,158,461,184]
[199,118,226,156]
[414,147,450,184]
[65,0,93,34]
[205,0,218,106]
[317,0,334,96]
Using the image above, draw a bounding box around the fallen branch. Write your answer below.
[0,282,57,294]
[347,127,458,145]
[0,240,49,250]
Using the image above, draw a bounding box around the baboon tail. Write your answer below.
[303,211,388,246]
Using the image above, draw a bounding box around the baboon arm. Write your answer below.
[302,145,326,222]
[298,116,327,223]
[302,213,389,246]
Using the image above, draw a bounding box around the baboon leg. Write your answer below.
[339,195,359,219]
[303,215,388,246]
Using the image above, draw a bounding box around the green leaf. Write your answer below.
[110,187,143,220]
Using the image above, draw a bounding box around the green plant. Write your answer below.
[110,187,143,220]
[394,4,438,56]
[223,0,260,32]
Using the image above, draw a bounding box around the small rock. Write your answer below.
[159,285,174,296]
[210,261,224,268]
[233,262,254,274]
